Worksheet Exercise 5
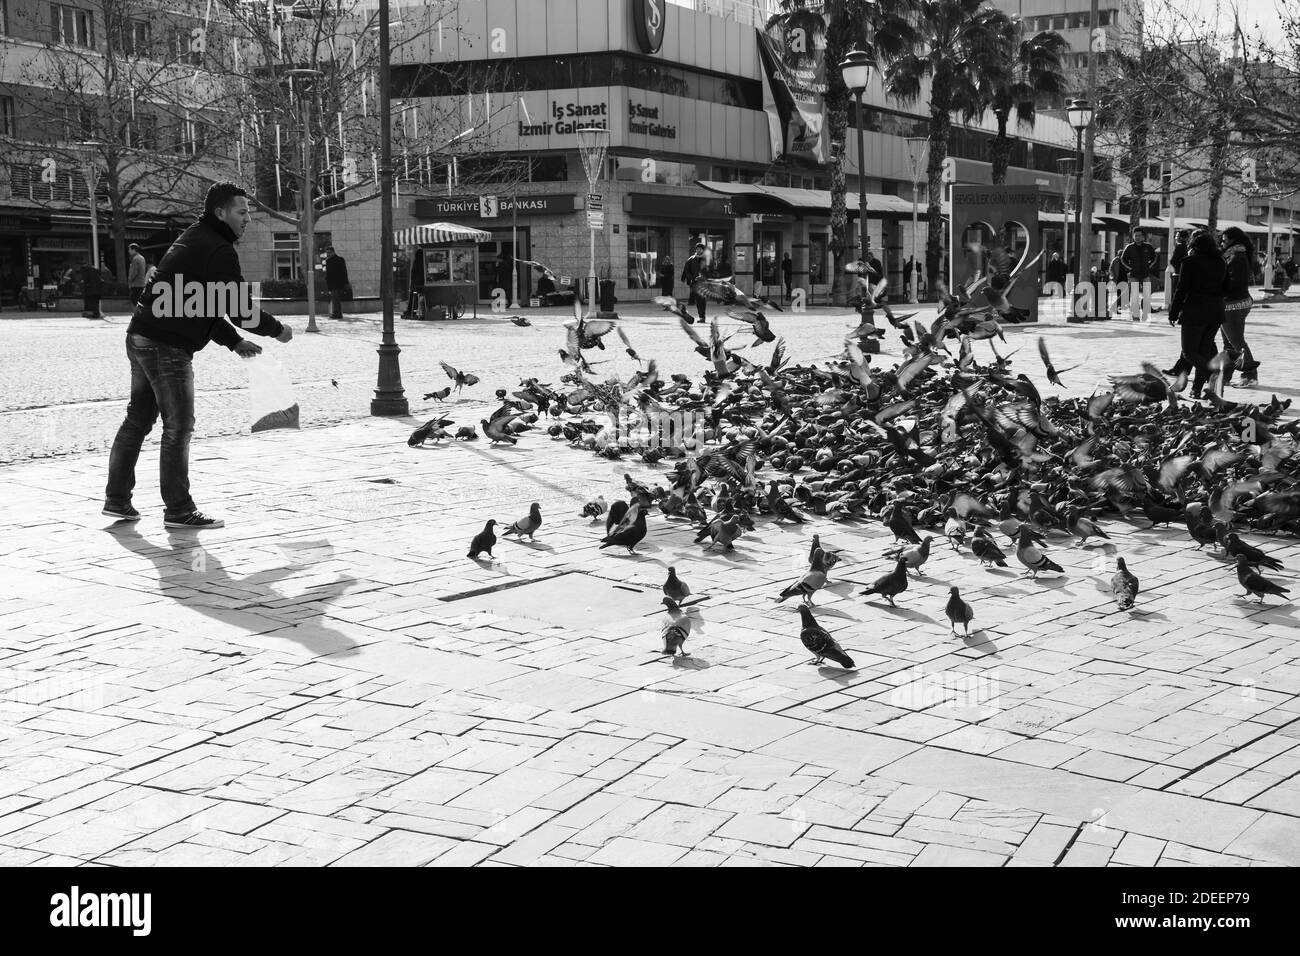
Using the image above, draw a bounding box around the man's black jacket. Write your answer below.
[325,254,349,291]
[128,213,283,353]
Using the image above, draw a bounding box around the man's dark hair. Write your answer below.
[1132,229,1146,240]
[693,243,705,251]
[204,181,249,216]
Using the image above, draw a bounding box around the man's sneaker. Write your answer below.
[1232,378,1258,389]
[164,511,225,529]
[102,504,141,522]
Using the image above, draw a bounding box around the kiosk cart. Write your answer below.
[395,222,493,320]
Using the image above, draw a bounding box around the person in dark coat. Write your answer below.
[1162,230,1192,376]
[781,252,793,300]
[1219,226,1258,387]
[681,243,708,320]
[324,245,350,319]
[1167,230,1226,399]
[658,256,674,297]
[105,182,293,529]
[1046,253,1068,287]
[81,258,103,318]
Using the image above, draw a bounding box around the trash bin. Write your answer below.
[598,279,617,313]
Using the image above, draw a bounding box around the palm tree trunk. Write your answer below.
[925,78,952,294]
[991,112,1011,185]
[1206,132,1227,234]
[827,105,850,307]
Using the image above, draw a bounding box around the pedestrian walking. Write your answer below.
[781,252,793,301]
[1046,252,1067,287]
[658,255,674,298]
[324,245,350,319]
[81,258,103,318]
[1167,230,1226,399]
[127,244,148,304]
[1219,226,1259,388]
[104,182,294,529]
[1163,230,1192,376]
[682,243,708,320]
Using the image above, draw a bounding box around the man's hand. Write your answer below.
[276,325,293,343]
[235,340,262,358]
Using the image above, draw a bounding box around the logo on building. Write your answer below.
[634,0,666,55]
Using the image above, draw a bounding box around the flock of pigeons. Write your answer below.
[407,260,1298,669]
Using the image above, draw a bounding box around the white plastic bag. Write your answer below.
[247,354,300,433]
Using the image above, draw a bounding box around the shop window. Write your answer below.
[51,4,93,47]
[627,226,671,289]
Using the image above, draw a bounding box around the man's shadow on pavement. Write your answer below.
[106,526,363,658]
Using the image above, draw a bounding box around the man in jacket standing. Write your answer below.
[104,182,293,529]
[681,243,708,321]
[324,245,349,319]
[127,243,148,304]
[81,258,103,318]
[1121,228,1157,320]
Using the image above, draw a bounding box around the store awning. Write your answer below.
[696,181,918,218]
[1181,218,1273,236]
[394,222,493,245]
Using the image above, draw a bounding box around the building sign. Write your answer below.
[413,195,578,220]
[520,101,608,137]
[950,185,1041,323]
[626,193,733,220]
[633,0,666,56]
[628,100,676,139]
[758,6,828,163]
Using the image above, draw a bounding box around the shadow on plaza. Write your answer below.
[105,526,363,658]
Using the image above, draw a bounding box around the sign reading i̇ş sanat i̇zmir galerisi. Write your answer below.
[519,101,608,137]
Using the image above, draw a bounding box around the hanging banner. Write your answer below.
[757,4,828,163]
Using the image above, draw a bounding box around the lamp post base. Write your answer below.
[370,343,409,417]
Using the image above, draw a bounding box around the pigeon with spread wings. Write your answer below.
[439,361,479,395]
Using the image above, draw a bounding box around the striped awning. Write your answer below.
[394,222,493,245]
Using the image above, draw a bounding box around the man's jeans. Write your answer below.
[105,333,196,516]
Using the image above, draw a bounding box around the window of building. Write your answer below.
[809,233,828,284]
[272,231,332,280]
[626,226,671,289]
[112,18,150,56]
[1,0,9,35]
[1052,16,1067,30]
[0,95,14,137]
[51,4,93,47]
[529,154,568,182]
[127,114,157,151]
[171,25,202,66]
[1097,10,1111,27]
[178,114,206,155]
[62,105,96,141]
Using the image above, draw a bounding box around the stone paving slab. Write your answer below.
[0,305,1298,866]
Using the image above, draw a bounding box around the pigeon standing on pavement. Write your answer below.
[502,502,542,541]
[1111,556,1139,610]
[580,496,608,520]
[467,519,497,560]
[600,506,647,553]
[775,550,829,605]
[885,536,933,577]
[660,598,691,656]
[1235,555,1290,602]
[971,528,1008,567]
[796,605,855,668]
[861,559,909,606]
[606,500,629,534]
[663,567,691,603]
[1221,533,1284,571]
[1016,527,1063,579]
[944,587,974,637]
[886,503,922,544]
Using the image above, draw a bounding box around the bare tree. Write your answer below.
[2,0,228,281]
[204,0,526,307]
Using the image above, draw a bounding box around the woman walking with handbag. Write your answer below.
[1219,227,1259,388]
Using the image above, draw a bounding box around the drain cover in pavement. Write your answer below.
[443,571,660,628]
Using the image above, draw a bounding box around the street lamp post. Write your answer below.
[1066,99,1094,286]
[77,141,102,273]
[905,136,926,303]
[840,49,875,273]
[285,69,323,334]
[1056,157,1076,290]
[370,0,409,416]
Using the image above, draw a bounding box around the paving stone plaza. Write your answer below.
[1,297,1297,869]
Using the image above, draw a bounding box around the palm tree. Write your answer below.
[988,24,1069,185]
[885,0,1013,293]
[822,0,918,304]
